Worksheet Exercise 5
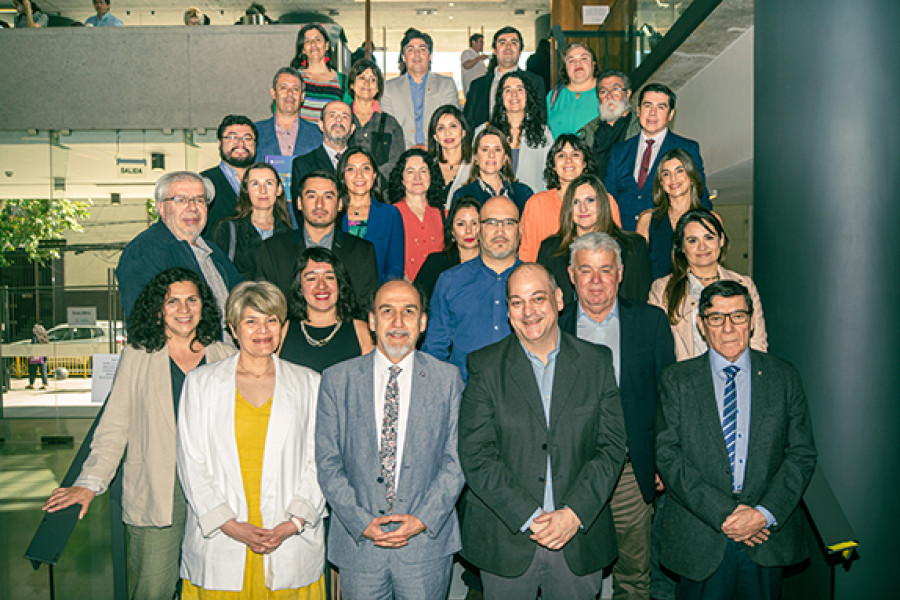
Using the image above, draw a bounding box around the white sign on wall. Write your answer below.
[91,354,121,404]
[67,306,97,326]
[583,6,611,25]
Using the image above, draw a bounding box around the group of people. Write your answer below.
[41,23,815,600]
[9,0,123,28]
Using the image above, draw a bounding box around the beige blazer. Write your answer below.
[648,266,768,361]
[381,72,460,148]
[74,342,235,527]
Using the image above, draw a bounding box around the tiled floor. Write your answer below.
[0,427,114,600]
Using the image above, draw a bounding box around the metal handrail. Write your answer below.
[23,398,128,600]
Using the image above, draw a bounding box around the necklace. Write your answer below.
[693,271,720,283]
[301,320,342,347]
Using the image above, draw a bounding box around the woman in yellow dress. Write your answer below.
[177,281,326,599]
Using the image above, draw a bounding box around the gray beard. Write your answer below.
[325,133,350,149]
[600,100,629,123]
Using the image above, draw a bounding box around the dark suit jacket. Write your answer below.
[458,332,626,578]
[254,227,378,318]
[463,68,547,129]
[603,129,709,231]
[116,221,242,320]
[201,166,239,234]
[537,232,652,306]
[559,298,675,503]
[655,350,816,581]
[254,115,322,162]
[290,146,334,201]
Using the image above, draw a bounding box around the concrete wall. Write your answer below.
[671,26,753,176]
[0,26,300,131]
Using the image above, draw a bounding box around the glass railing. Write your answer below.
[551,0,721,87]
[0,276,123,418]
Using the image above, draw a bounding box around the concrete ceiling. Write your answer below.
[651,0,754,90]
[3,1,551,49]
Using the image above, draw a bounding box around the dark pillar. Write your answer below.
[755,2,900,598]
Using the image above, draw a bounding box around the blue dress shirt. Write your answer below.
[421,256,521,380]
[576,300,621,384]
[709,347,776,527]
[408,73,428,145]
[519,332,561,531]
[218,162,241,196]
[85,13,124,27]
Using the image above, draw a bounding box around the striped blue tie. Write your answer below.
[722,365,740,490]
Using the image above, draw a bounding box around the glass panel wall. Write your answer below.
[0,129,220,417]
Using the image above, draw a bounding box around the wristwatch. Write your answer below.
[291,516,306,534]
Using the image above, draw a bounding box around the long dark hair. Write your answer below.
[387,148,446,210]
[227,162,292,227]
[663,208,729,324]
[291,23,336,71]
[427,105,473,164]
[289,247,359,322]
[336,146,383,204]
[489,71,548,149]
[554,173,621,256]
[651,148,705,222]
[128,268,222,352]
[443,196,481,254]
[543,134,596,190]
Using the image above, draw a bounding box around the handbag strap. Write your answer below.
[372,112,388,161]
[227,220,237,261]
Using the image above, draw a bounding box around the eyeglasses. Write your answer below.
[223,134,256,144]
[163,195,208,207]
[597,85,625,97]
[481,218,518,228]
[701,310,751,327]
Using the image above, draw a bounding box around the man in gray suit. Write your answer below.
[381,28,460,148]
[656,280,816,600]
[316,279,465,599]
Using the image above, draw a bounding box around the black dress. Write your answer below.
[279,319,364,373]
[537,232,652,305]
[648,214,676,280]
[413,248,462,301]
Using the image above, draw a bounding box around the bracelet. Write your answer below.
[291,516,305,534]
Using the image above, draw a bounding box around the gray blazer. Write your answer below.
[381,72,460,148]
[315,350,465,568]
[655,350,817,581]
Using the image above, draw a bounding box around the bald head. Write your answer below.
[506,263,563,355]
[479,196,520,261]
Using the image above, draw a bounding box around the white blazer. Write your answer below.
[177,353,325,591]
